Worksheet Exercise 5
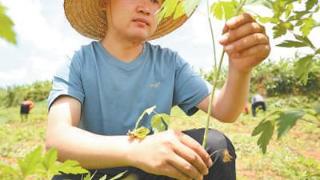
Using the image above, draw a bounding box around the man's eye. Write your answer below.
[150,0,160,4]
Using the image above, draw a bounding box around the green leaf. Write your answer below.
[82,173,92,180]
[128,127,150,139]
[99,175,107,180]
[43,148,58,170]
[82,171,97,180]
[109,171,128,180]
[151,113,171,133]
[245,0,273,8]
[276,40,308,48]
[300,18,316,36]
[293,34,315,49]
[0,3,17,44]
[272,24,287,38]
[256,16,274,24]
[285,3,293,18]
[58,160,88,175]
[306,0,318,11]
[294,55,313,84]
[282,22,294,30]
[40,148,61,179]
[18,146,42,177]
[0,163,21,179]
[211,1,239,20]
[289,11,309,21]
[211,2,223,20]
[252,120,274,154]
[276,110,305,139]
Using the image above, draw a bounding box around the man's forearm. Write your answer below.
[213,68,251,122]
[46,125,135,169]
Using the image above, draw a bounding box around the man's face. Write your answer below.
[107,0,162,41]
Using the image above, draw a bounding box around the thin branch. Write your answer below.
[203,0,247,148]
[206,0,217,70]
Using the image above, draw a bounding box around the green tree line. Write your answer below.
[201,57,320,97]
[0,81,52,107]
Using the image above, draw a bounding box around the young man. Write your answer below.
[47,0,270,179]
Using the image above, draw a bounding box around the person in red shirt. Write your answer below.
[20,98,34,122]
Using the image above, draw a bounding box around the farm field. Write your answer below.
[0,97,319,180]
[1,0,320,179]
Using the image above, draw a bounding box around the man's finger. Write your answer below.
[179,133,213,168]
[222,24,229,34]
[173,141,209,176]
[226,13,255,30]
[219,22,265,45]
[162,163,192,180]
[224,33,269,54]
[168,154,202,180]
[237,44,271,59]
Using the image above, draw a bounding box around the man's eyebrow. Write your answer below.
[154,0,164,4]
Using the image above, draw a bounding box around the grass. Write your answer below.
[0,97,319,179]
[0,100,48,124]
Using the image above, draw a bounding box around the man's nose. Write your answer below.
[136,1,152,15]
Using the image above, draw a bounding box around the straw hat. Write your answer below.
[64,0,198,40]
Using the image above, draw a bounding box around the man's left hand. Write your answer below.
[219,13,270,73]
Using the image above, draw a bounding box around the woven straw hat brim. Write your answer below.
[64,0,196,40]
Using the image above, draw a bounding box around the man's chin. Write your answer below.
[128,32,153,42]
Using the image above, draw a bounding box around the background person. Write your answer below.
[20,98,34,122]
[251,93,266,117]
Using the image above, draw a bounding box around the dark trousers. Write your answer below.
[251,101,266,117]
[52,128,236,180]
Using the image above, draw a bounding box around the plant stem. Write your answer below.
[202,0,247,148]
[206,0,217,70]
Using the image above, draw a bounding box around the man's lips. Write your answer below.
[132,18,150,26]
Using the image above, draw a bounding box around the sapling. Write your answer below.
[156,0,248,159]
[202,0,248,149]
[128,0,251,165]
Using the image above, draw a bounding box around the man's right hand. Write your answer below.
[128,130,213,180]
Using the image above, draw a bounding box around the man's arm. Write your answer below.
[197,13,270,123]
[46,96,134,169]
[46,96,212,179]
[197,70,250,123]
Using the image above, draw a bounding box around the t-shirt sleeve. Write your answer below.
[47,53,84,110]
[173,53,212,116]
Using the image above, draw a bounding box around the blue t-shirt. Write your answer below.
[48,41,211,135]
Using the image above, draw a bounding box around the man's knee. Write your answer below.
[205,129,236,161]
[183,128,236,160]
[204,129,236,180]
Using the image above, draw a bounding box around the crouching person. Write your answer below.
[46,0,270,179]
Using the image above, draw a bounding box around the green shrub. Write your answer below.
[0,81,52,108]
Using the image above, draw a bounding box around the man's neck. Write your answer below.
[101,33,144,63]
